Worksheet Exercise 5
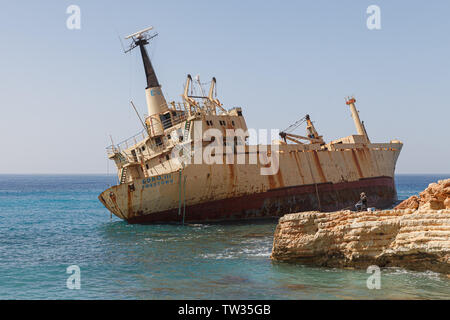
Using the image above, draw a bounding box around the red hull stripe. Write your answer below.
[127,176,396,224]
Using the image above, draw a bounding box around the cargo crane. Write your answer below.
[279,115,324,145]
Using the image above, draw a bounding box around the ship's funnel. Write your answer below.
[144,86,167,136]
[145,86,168,116]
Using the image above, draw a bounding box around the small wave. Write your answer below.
[199,253,236,260]
[198,245,271,260]
[384,268,444,281]
[240,247,271,257]
[186,224,210,228]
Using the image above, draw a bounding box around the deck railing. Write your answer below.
[145,109,188,136]
[106,129,148,156]
[106,106,190,157]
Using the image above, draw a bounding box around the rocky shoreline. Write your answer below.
[271,179,450,274]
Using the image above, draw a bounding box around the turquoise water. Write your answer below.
[0,174,449,300]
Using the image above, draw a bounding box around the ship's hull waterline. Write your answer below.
[99,144,402,224]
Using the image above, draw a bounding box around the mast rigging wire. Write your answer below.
[282,116,307,133]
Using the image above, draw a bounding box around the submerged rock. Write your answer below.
[271,209,450,274]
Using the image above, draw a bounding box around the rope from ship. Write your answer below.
[306,151,322,211]
[177,170,187,225]
[283,116,307,134]
[178,169,182,218]
[183,175,187,225]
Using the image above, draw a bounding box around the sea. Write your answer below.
[0,174,448,300]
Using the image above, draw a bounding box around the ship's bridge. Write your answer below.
[105,96,248,183]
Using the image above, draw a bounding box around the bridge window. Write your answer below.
[159,112,172,130]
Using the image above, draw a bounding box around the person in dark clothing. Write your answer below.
[355,192,368,211]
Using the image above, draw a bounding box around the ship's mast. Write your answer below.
[345,97,370,142]
[136,37,160,89]
[125,26,168,134]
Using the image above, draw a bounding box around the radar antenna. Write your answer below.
[124,26,158,53]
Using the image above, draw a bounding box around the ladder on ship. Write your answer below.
[120,167,128,184]
[183,120,191,142]
[179,120,192,164]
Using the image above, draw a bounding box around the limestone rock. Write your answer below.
[395,178,450,210]
[445,198,450,209]
[271,209,450,274]
[395,195,419,210]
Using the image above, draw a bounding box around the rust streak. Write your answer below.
[312,151,326,183]
[227,164,236,194]
[351,150,363,178]
[127,186,134,218]
[228,164,235,182]
[263,156,280,189]
[268,173,277,189]
[293,152,305,184]
[109,193,125,219]
[139,185,144,211]
[276,167,285,188]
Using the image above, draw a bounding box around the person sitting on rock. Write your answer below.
[355,192,368,211]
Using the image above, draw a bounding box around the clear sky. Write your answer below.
[0,0,449,174]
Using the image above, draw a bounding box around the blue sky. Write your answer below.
[0,0,449,174]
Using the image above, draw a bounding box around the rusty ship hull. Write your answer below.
[99,27,403,224]
[99,141,402,224]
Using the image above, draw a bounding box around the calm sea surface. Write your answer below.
[0,174,449,299]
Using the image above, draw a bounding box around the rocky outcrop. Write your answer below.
[396,179,450,210]
[271,208,450,274]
